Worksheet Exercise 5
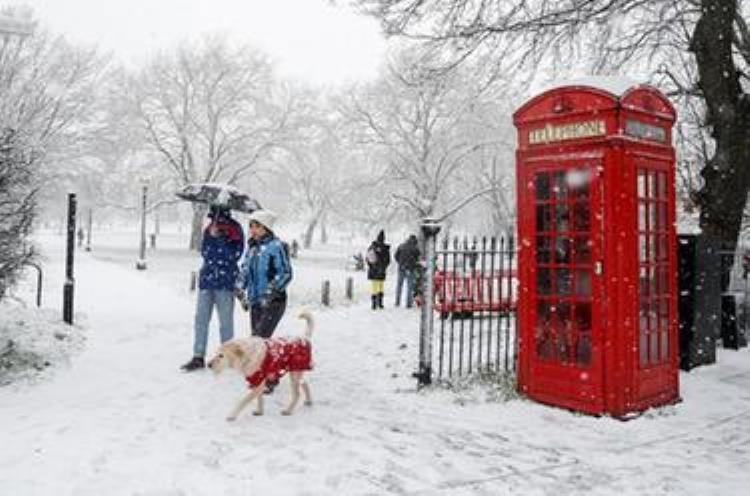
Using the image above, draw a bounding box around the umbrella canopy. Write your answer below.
[175,183,261,213]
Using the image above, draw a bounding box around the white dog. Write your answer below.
[208,310,314,421]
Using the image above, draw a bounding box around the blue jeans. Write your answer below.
[395,268,415,307]
[193,289,235,357]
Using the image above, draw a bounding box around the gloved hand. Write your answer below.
[234,288,249,311]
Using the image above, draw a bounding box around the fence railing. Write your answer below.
[718,249,750,347]
[416,225,518,387]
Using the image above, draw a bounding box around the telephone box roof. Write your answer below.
[535,76,640,97]
[515,76,676,124]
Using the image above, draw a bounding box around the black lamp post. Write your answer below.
[135,181,148,270]
[63,194,76,324]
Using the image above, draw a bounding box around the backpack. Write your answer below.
[366,247,377,264]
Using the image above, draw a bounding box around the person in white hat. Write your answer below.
[236,209,293,339]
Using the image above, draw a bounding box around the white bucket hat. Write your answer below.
[248,209,277,231]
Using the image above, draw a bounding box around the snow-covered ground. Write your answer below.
[2,230,750,495]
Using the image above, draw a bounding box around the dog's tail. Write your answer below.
[298,309,314,339]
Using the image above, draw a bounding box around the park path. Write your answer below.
[2,237,750,495]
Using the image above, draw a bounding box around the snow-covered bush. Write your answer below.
[0,301,85,386]
[0,129,36,300]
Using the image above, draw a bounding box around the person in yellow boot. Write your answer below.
[366,230,390,309]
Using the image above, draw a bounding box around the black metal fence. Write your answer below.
[423,234,518,384]
[718,248,750,349]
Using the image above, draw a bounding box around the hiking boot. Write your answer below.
[180,356,205,372]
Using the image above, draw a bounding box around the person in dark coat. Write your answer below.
[394,234,420,307]
[181,205,244,372]
[366,229,391,310]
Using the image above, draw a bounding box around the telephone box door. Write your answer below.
[525,158,605,411]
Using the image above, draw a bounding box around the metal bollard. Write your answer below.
[29,263,42,307]
[345,277,353,301]
[322,280,330,306]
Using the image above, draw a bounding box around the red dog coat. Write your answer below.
[246,338,312,388]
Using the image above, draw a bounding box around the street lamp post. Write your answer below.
[85,208,92,252]
[63,194,77,324]
[135,182,148,270]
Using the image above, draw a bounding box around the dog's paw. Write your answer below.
[252,410,264,416]
[281,409,293,416]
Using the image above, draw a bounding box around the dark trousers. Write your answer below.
[250,293,287,338]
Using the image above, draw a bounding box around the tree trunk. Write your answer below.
[303,217,318,249]
[687,0,750,356]
[690,0,750,290]
[319,213,328,244]
[189,204,206,251]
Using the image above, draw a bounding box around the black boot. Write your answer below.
[264,378,279,395]
[377,292,384,309]
[371,294,378,310]
[180,356,205,372]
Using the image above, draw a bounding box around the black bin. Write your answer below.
[678,234,720,370]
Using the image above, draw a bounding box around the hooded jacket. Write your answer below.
[198,211,244,291]
[395,235,420,271]
[366,230,391,280]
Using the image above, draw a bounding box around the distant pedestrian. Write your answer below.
[237,209,293,338]
[76,227,84,247]
[366,230,391,310]
[290,239,299,258]
[394,234,420,308]
[181,205,244,372]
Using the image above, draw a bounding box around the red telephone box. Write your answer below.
[514,79,679,416]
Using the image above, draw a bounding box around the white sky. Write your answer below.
[14,0,387,85]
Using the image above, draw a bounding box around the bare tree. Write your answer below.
[0,129,35,300]
[465,153,516,235]
[340,50,498,226]
[127,36,293,249]
[0,15,105,298]
[361,0,750,286]
[278,111,355,248]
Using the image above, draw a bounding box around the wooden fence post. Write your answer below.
[322,280,330,306]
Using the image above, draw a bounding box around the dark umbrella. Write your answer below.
[175,183,261,213]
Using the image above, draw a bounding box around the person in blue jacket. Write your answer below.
[237,209,293,338]
[181,205,244,372]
